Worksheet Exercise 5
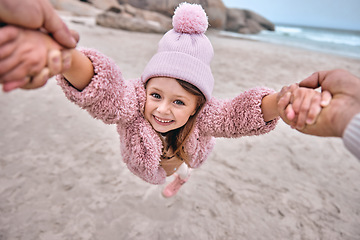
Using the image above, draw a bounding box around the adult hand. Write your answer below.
[279,69,360,137]
[277,83,331,130]
[0,26,74,92]
[0,0,77,48]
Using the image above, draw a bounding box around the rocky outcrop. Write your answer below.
[96,4,172,33]
[117,0,227,29]
[82,0,121,10]
[51,0,274,34]
[225,8,274,34]
[50,0,102,16]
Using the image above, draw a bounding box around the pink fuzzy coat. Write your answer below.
[56,48,279,185]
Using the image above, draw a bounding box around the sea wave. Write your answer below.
[220,25,360,59]
[276,26,303,35]
[274,25,360,47]
[305,34,360,47]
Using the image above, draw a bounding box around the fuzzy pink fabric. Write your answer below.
[56,48,278,185]
[172,2,208,34]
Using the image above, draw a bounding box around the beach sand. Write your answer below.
[1,15,360,240]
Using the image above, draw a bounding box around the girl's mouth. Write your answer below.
[154,115,173,125]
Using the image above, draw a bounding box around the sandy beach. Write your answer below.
[1,15,360,240]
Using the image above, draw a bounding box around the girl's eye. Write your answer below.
[174,100,185,105]
[151,93,161,99]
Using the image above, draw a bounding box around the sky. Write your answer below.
[222,0,360,31]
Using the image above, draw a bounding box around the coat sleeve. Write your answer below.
[197,87,279,138]
[343,113,360,160]
[56,48,138,125]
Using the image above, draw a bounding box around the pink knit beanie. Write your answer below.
[141,2,214,101]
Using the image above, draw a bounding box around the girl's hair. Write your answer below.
[162,79,206,165]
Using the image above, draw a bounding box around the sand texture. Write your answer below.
[1,15,360,240]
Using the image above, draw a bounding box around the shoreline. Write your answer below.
[218,29,360,61]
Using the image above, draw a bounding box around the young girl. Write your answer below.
[2,3,330,197]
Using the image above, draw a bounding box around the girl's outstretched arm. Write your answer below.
[61,49,94,91]
[198,87,279,138]
[56,48,138,125]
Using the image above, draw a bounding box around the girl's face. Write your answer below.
[145,77,198,133]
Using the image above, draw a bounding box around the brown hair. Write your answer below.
[162,79,206,165]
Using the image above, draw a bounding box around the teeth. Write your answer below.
[155,116,172,123]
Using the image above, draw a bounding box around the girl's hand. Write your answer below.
[277,83,332,130]
[277,83,299,122]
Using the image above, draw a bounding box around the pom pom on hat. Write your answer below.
[172,2,208,34]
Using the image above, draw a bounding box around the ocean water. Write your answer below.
[220,25,360,59]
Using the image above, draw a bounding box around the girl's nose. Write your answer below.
[157,102,170,114]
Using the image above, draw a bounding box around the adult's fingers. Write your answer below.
[21,68,49,90]
[0,60,29,82]
[320,90,332,107]
[305,94,322,125]
[2,78,29,92]
[278,92,296,123]
[299,72,322,89]
[0,25,19,47]
[0,39,18,60]
[41,2,77,48]
[2,68,50,92]
[70,29,80,43]
[0,53,45,83]
[299,70,343,91]
[0,0,77,48]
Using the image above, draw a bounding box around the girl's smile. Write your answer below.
[153,115,173,125]
[144,77,198,133]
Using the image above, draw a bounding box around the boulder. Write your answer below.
[240,18,263,34]
[50,0,102,17]
[84,0,121,10]
[225,8,247,32]
[96,4,172,33]
[225,8,275,34]
[116,0,227,29]
[50,0,275,35]
[246,10,275,31]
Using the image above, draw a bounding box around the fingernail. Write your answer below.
[321,99,330,107]
[52,55,60,63]
[306,118,315,125]
[71,37,77,47]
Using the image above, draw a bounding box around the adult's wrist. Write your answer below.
[338,104,360,137]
